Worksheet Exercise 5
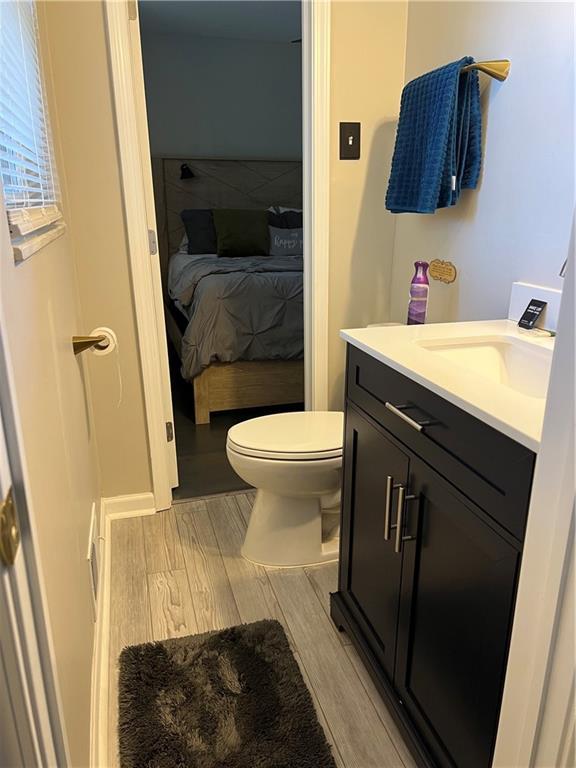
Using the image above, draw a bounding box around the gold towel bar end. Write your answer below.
[462,59,510,81]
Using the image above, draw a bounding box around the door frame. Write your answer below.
[302,0,331,411]
[493,247,575,766]
[103,0,331,507]
[105,0,178,512]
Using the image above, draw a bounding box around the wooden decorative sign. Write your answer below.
[429,259,457,284]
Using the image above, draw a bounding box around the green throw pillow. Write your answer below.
[212,209,269,257]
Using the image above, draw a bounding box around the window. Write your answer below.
[0,0,63,260]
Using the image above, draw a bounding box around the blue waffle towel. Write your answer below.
[386,57,482,214]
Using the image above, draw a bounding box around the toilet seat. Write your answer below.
[226,411,343,461]
[227,440,342,461]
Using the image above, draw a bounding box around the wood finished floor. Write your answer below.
[107,491,416,768]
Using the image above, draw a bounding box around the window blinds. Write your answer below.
[0,0,59,212]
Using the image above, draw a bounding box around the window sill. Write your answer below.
[12,222,66,263]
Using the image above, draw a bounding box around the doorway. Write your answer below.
[138,1,306,499]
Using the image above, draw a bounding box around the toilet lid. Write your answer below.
[227,411,344,460]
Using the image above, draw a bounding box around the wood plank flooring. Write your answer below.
[107,491,416,768]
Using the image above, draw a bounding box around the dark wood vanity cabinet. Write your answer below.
[342,407,409,679]
[331,346,536,768]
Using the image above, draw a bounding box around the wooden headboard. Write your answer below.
[151,157,303,290]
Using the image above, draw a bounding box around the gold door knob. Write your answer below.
[0,487,19,567]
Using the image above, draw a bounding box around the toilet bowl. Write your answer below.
[226,411,344,567]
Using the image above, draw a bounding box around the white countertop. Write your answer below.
[341,320,554,451]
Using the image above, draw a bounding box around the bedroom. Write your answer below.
[138,0,305,499]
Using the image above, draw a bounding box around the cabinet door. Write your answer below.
[395,456,520,768]
[341,405,409,679]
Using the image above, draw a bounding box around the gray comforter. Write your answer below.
[168,254,303,379]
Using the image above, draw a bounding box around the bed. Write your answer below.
[152,158,305,424]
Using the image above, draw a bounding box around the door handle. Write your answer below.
[395,485,418,554]
[72,335,109,355]
[384,475,402,540]
[0,487,19,567]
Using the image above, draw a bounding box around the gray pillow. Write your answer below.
[269,226,303,257]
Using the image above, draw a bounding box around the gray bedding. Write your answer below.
[168,253,304,379]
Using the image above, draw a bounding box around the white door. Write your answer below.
[0,198,100,766]
[127,6,179,492]
[0,194,101,767]
[0,3,102,752]
[0,382,63,768]
[0,665,27,768]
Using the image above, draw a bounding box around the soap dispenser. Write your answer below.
[407,261,430,325]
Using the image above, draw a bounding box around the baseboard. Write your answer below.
[90,492,156,766]
[101,492,156,520]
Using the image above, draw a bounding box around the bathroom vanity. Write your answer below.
[330,321,553,768]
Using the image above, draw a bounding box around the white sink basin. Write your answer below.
[416,336,552,399]
[340,320,555,450]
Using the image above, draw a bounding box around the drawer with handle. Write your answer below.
[345,344,535,540]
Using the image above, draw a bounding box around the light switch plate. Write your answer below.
[340,122,360,160]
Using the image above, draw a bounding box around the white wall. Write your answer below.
[140,32,302,159]
[389,2,574,325]
[42,1,153,498]
[328,1,408,408]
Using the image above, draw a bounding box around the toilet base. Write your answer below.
[241,489,339,568]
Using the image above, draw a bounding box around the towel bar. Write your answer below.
[461,59,510,81]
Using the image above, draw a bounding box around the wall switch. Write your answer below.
[340,122,360,160]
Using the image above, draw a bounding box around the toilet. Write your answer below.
[226,411,344,567]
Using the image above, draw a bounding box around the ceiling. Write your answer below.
[138,1,301,42]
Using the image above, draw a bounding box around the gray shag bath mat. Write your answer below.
[118,619,337,768]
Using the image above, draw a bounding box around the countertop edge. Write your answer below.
[341,331,541,453]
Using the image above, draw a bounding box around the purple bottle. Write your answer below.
[407,261,430,325]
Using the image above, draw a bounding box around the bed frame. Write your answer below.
[194,359,303,425]
[164,305,303,424]
[153,157,304,424]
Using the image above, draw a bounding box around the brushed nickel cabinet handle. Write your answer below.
[395,486,418,554]
[384,475,402,540]
[385,402,425,432]
[384,476,393,539]
[395,486,406,553]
